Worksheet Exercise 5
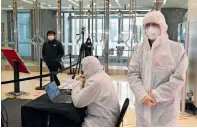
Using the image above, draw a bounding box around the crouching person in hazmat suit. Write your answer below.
[128,11,189,126]
[71,56,120,127]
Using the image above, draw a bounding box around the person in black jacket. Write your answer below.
[83,37,92,57]
[42,30,64,86]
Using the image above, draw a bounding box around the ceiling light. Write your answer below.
[8,5,12,8]
[114,0,121,8]
[20,6,23,8]
[75,0,78,1]
[68,0,79,6]
[69,5,72,6]
[22,0,33,4]
[87,4,90,7]
[109,4,112,7]
[94,3,96,5]
[48,5,51,7]
[163,0,167,5]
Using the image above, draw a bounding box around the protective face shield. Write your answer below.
[48,36,55,41]
[145,26,161,40]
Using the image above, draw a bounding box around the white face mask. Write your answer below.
[48,36,55,41]
[145,26,161,40]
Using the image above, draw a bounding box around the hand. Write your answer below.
[76,74,85,83]
[76,74,82,80]
[79,77,85,83]
[149,93,157,104]
[142,95,156,107]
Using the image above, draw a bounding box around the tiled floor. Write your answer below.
[1,70,197,127]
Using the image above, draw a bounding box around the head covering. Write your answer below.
[81,56,102,78]
[86,37,91,43]
[143,11,169,49]
[143,11,168,32]
[86,37,91,41]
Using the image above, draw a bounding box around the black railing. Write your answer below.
[1,54,76,93]
[1,63,77,85]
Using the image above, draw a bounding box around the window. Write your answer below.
[110,16,118,44]
[17,12,32,57]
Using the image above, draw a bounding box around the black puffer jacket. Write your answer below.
[42,39,64,65]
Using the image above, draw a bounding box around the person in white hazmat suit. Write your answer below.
[71,56,120,127]
[128,11,189,126]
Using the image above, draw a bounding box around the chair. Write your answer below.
[116,98,130,127]
[1,102,9,127]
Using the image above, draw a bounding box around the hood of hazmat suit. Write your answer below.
[128,11,188,127]
[71,56,120,127]
[81,56,102,78]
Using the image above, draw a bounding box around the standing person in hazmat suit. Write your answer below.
[128,11,188,126]
[71,56,120,127]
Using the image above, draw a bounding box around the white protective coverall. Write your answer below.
[72,56,120,127]
[128,11,189,126]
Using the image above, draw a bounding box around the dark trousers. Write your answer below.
[186,101,197,115]
[46,62,61,86]
[85,49,91,57]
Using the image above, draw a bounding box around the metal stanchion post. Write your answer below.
[8,59,28,96]
[36,58,44,90]
[13,59,20,93]
[40,58,43,87]
[50,73,54,82]
[69,54,72,74]
[67,54,73,75]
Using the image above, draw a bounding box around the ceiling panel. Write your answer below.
[1,0,188,10]
[1,0,154,10]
